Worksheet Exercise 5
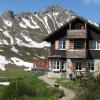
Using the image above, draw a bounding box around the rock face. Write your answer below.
[0,6,76,44]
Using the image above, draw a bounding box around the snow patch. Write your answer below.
[24,67,31,71]
[35,14,50,34]
[2,39,9,45]
[26,52,30,55]
[11,46,19,53]
[30,16,40,28]
[0,40,3,45]
[38,56,46,59]
[47,13,56,30]
[15,34,50,48]
[3,31,14,44]
[22,34,50,48]
[0,82,10,86]
[0,55,10,71]
[53,12,59,16]
[0,49,3,52]
[43,16,51,34]
[53,12,60,27]
[72,15,76,19]
[3,20,12,27]
[15,37,32,47]
[19,22,27,28]
[22,18,40,29]
[11,57,33,68]
[0,28,3,32]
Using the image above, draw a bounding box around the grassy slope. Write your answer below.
[0,66,63,100]
[0,45,48,62]
[0,66,26,78]
[57,78,79,90]
[57,77,100,100]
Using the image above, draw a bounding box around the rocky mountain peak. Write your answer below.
[42,5,64,13]
[1,10,14,20]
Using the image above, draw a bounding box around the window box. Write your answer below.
[53,69,60,72]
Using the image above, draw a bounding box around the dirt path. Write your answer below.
[39,75,75,100]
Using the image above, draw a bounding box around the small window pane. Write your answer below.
[92,41,96,49]
[88,62,94,71]
[97,41,100,49]
[61,61,65,69]
[75,62,82,70]
[63,42,65,49]
[79,66,82,70]
[91,67,94,70]
[56,61,60,69]
[75,63,78,70]
[59,41,65,49]
[74,40,83,49]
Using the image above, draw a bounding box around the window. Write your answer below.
[75,62,82,71]
[61,61,66,70]
[53,61,66,70]
[90,41,96,49]
[54,61,60,70]
[90,41,100,50]
[88,61,94,71]
[56,61,60,69]
[97,41,100,49]
[92,41,96,49]
[75,24,84,29]
[74,40,84,49]
[59,41,65,50]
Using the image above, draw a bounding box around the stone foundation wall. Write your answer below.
[48,59,100,79]
[47,71,66,78]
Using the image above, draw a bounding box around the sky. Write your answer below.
[0,0,100,22]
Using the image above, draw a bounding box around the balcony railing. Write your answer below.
[66,49,86,58]
[67,29,86,38]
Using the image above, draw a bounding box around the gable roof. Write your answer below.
[44,16,100,42]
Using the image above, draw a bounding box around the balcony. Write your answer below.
[67,29,86,38]
[49,49,66,58]
[66,49,86,58]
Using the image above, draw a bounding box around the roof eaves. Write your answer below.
[43,16,78,41]
[44,16,100,41]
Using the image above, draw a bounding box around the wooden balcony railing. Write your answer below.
[66,49,86,58]
[67,29,86,38]
[49,49,66,58]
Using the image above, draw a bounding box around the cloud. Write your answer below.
[83,0,100,4]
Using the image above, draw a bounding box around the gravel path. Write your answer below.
[39,75,75,100]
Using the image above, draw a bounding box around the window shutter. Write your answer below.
[66,40,69,49]
[55,41,59,50]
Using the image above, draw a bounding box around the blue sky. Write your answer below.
[0,0,100,22]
